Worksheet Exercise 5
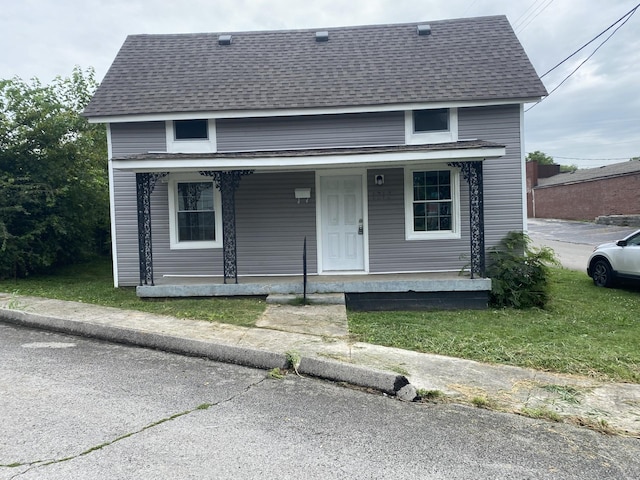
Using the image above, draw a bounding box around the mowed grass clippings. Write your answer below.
[348,268,640,383]
[0,258,265,328]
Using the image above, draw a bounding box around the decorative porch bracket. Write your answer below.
[136,172,168,286]
[448,161,485,278]
[200,170,254,284]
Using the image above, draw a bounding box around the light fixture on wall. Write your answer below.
[294,188,311,203]
[375,174,385,186]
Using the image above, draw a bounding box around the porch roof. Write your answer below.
[112,139,505,172]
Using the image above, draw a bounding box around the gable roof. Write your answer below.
[83,16,547,119]
[537,161,640,187]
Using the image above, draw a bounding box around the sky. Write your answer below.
[1,0,639,168]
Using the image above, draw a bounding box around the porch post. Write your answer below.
[201,170,253,284]
[448,161,485,278]
[135,172,168,286]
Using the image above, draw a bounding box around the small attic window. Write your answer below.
[218,34,232,45]
[174,119,208,140]
[315,31,329,42]
[413,109,449,132]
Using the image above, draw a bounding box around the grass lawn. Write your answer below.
[349,268,640,383]
[1,259,638,383]
[0,257,265,328]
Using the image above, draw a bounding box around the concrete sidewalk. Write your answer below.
[1,292,638,438]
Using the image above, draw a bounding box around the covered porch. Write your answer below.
[122,141,503,310]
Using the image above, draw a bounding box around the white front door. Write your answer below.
[319,174,365,272]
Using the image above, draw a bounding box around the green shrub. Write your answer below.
[486,231,558,309]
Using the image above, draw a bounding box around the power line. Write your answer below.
[513,0,546,28]
[539,3,640,79]
[515,0,555,34]
[525,3,639,112]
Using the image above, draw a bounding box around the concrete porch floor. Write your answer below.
[136,272,491,298]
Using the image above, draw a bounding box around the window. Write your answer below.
[405,166,460,240]
[166,119,216,153]
[168,177,222,249]
[405,108,458,145]
[174,119,208,140]
[413,109,449,132]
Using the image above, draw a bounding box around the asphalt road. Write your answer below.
[527,219,638,271]
[2,324,639,479]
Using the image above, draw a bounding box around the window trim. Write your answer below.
[168,175,222,250]
[405,108,458,145]
[165,119,217,153]
[404,164,461,240]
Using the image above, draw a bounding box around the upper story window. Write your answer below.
[413,109,449,132]
[166,119,217,153]
[174,119,208,140]
[405,108,458,145]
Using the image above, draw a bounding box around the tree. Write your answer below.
[526,150,554,165]
[0,67,108,279]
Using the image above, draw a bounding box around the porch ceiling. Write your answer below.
[112,140,505,172]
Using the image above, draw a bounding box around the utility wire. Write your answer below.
[515,0,555,34]
[539,3,640,79]
[525,4,639,113]
[513,0,545,28]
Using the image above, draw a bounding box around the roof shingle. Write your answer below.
[84,16,547,118]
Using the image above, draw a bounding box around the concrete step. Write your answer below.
[266,293,345,305]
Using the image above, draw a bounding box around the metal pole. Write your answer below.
[303,236,307,301]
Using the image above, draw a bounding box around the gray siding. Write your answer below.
[110,121,166,156]
[458,104,523,249]
[114,171,317,286]
[367,168,471,273]
[112,169,140,286]
[216,112,404,152]
[367,105,523,273]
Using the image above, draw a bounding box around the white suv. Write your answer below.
[587,229,640,287]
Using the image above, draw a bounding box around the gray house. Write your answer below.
[83,16,546,309]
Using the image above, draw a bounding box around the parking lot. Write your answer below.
[526,219,637,271]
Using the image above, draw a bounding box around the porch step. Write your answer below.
[266,293,345,305]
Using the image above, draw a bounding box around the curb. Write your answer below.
[0,308,416,400]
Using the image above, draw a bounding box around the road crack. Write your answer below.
[3,377,267,478]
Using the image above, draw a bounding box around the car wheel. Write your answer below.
[592,259,613,287]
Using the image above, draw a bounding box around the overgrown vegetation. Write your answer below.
[486,231,558,309]
[0,68,109,279]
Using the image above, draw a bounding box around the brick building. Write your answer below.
[527,160,640,221]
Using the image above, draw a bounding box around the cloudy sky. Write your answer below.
[1,0,638,168]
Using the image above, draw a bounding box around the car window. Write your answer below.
[627,232,640,246]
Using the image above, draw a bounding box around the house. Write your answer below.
[527,160,640,223]
[83,16,547,310]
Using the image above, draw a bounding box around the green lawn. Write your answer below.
[0,258,265,328]
[1,260,638,383]
[349,269,640,383]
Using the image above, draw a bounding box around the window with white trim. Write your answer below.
[405,108,458,145]
[165,119,217,153]
[404,165,460,240]
[168,177,222,249]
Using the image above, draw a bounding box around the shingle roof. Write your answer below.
[537,161,640,187]
[83,16,547,118]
